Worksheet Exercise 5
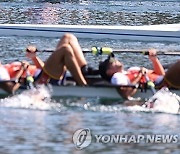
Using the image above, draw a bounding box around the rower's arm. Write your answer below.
[130,71,143,85]
[26,46,44,69]
[26,49,44,69]
[0,80,21,94]
[148,49,165,75]
[1,62,30,94]
[14,61,29,79]
[31,56,44,69]
[118,69,146,99]
[0,82,16,94]
[150,58,165,75]
[117,87,137,100]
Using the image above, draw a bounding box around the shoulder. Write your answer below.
[0,66,10,80]
[128,66,140,71]
[111,72,130,85]
[112,72,126,78]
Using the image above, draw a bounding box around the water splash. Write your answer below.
[1,85,179,115]
[64,94,180,115]
[79,102,180,115]
[0,85,59,111]
[143,88,180,114]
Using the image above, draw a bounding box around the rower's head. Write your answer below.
[99,55,123,81]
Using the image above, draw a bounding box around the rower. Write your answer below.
[25,33,99,86]
[0,61,29,94]
[161,60,180,89]
[98,49,165,99]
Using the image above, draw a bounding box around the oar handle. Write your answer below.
[25,65,35,89]
[144,74,156,94]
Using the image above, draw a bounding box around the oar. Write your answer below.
[144,74,156,95]
[19,62,35,90]
[32,48,180,56]
[0,79,17,83]
[137,73,156,108]
[25,70,35,89]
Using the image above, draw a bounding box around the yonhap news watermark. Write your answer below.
[72,128,179,150]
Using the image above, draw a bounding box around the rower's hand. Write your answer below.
[21,60,29,70]
[26,46,37,59]
[140,67,147,75]
[148,49,158,61]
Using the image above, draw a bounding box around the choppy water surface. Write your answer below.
[0,0,180,25]
[0,0,180,153]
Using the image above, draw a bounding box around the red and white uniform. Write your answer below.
[4,61,40,78]
[111,67,160,85]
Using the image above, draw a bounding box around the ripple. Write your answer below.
[0,0,179,25]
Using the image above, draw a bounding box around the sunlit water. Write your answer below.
[0,0,180,153]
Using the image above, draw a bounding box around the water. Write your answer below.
[0,0,180,153]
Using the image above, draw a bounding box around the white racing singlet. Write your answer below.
[111,67,141,85]
[0,66,10,80]
[111,71,130,85]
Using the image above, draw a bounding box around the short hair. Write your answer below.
[99,58,112,81]
[99,53,116,81]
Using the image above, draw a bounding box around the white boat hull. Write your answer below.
[43,85,180,100]
[0,24,180,42]
[0,84,179,100]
